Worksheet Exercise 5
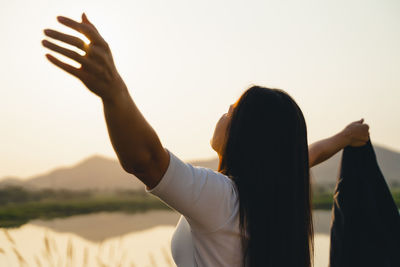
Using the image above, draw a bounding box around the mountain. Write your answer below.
[0,144,399,191]
[0,155,144,191]
[189,158,219,171]
[0,176,25,187]
[311,145,400,189]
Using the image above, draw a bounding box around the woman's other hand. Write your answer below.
[309,118,370,167]
[342,119,370,147]
[42,13,127,102]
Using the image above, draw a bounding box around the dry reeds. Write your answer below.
[1,229,177,267]
[3,229,16,245]
[12,246,27,267]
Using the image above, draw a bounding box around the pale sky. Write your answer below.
[1,0,399,180]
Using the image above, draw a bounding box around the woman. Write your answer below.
[42,13,370,267]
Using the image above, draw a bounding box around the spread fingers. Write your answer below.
[44,29,86,51]
[42,39,86,64]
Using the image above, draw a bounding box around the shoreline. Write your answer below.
[14,209,335,242]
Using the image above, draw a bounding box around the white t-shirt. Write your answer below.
[145,148,244,267]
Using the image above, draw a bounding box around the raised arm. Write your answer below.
[308,119,370,168]
[42,13,169,189]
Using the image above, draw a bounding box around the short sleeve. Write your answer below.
[145,148,237,232]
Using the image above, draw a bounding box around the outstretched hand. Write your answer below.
[342,119,370,147]
[42,13,127,102]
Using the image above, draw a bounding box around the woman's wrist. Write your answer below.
[101,81,130,107]
[337,129,352,148]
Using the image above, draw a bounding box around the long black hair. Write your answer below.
[219,86,314,267]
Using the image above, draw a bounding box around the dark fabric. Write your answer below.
[329,139,400,267]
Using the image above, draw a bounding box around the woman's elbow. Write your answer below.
[119,153,153,175]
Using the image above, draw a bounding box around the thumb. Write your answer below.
[82,12,90,24]
[81,13,99,32]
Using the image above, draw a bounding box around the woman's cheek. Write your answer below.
[218,116,231,150]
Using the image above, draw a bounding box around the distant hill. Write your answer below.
[0,144,399,191]
[0,176,25,187]
[0,155,144,191]
[311,145,400,189]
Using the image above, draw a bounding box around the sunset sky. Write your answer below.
[1,0,399,180]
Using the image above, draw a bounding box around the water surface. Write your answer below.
[0,210,331,267]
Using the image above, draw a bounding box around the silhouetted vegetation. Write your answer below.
[312,187,400,210]
[0,186,170,228]
[0,186,398,228]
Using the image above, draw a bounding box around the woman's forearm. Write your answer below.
[41,14,170,188]
[308,119,369,168]
[308,130,350,168]
[102,86,164,175]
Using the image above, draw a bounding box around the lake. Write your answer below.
[0,210,331,266]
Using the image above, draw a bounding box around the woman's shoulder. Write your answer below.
[147,149,238,232]
[190,164,238,196]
